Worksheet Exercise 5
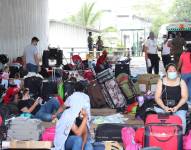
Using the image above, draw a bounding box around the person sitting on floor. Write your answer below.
[154,63,188,134]
[17,88,63,122]
[54,82,92,150]
[96,50,110,73]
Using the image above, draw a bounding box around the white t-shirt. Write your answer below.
[162,42,170,55]
[14,79,21,88]
[145,39,158,54]
[64,92,91,120]
[24,44,38,65]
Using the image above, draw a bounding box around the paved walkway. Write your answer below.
[130,57,165,77]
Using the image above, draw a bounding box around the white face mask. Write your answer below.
[167,72,177,80]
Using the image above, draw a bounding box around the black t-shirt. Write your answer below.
[17,99,41,115]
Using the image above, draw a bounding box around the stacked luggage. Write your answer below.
[96,68,126,109]
[7,118,44,141]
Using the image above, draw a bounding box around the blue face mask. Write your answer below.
[168,72,177,80]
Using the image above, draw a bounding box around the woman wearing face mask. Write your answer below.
[155,63,188,133]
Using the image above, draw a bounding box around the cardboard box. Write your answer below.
[2,140,52,149]
[137,74,159,92]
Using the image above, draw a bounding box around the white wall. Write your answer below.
[0,0,49,59]
[49,21,88,49]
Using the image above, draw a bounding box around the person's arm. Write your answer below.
[70,111,87,136]
[172,80,188,112]
[20,100,39,113]
[81,127,87,150]
[144,41,148,59]
[155,79,171,112]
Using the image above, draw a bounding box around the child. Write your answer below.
[13,73,22,88]
[1,66,9,89]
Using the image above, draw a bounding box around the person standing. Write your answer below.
[23,37,40,73]
[162,37,171,68]
[96,36,104,51]
[171,32,186,66]
[87,32,93,53]
[178,45,191,107]
[144,32,159,74]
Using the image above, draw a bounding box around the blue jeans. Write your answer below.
[26,63,38,73]
[65,136,93,150]
[35,98,60,122]
[154,107,187,134]
[181,73,191,105]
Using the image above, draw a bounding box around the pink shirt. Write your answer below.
[180,52,191,74]
[2,72,9,80]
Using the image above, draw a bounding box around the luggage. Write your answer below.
[41,80,58,99]
[7,118,44,141]
[183,130,191,150]
[104,79,126,108]
[121,127,141,150]
[101,84,115,108]
[116,73,140,103]
[115,63,130,77]
[24,75,43,98]
[95,123,137,142]
[84,70,94,81]
[144,114,183,150]
[87,80,106,108]
[42,50,49,68]
[96,68,114,84]
[9,65,20,78]
[41,126,55,141]
[137,74,160,92]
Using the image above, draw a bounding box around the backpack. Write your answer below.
[121,127,141,150]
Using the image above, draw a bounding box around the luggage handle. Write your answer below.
[150,126,178,143]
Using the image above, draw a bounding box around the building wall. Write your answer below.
[0,0,49,59]
[49,21,88,49]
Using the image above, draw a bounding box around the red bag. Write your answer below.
[84,70,94,81]
[41,126,55,141]
[144,114,183,150]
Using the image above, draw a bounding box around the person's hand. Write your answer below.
[51,114,57,120]
[164,106,172,112]
[81,109,87,119]
[171,106,178,112]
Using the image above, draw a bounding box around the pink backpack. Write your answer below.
[183,130,191,150]
[41,126,55,141]
[121,127,142,150]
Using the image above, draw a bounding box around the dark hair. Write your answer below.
[23,88,29,95]
[89,32,92,35]
[15,73,20,79]
[74,82,85,92]
[165,63,177,72]
[31,37,39,43]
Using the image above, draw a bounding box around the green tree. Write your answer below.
[170,0,191,22]
[67,2,103,28]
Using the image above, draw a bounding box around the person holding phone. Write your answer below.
[154,63,188,133]
[17,88,63,122]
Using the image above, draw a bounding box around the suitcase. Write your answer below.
[7,118,44,141]
[96,68,114,84]
[100,84,115,109]
[42,50,50,68]
[95,123,139,142]
[41,80,58,99]
[144,114,183,150]
[115,63,130,77]
[116,73,140,104]
[104,79,126,108]
[87,80,106,108]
